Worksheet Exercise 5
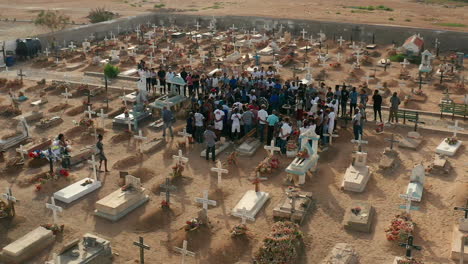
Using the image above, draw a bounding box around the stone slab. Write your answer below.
[398,137,422,150]
[14,111,44,123]
[66,62,84,71]
[232,190,270,220]
[379,154,396,169]
[142,139,165,155]
[57,233,112,264]
[342,165,371,192]
[24,139,52,153]
[343,202,374,233]
[95,188,149,222]
[321,243,359,264]
[200,141,232,158]
[36,116,63,129]
[0,227,54,264]
[30,99,48,106]
[236,138,261,156]
[273,191,312,224]
[450,226,468,262]
[54,178,102,204]
[436,139,462,157]
[406,182,423,202]
[70,146,97,166]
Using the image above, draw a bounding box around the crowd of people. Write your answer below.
[136,59,401,160]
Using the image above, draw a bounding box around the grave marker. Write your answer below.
[399,188,420,214]
[232,207,255,224]
[61,87,72,103]
[385,134,399,150]
[88,154,99,181]
[264,139,281,156]
[174,240,195,264]
[16,144,27,161]
[160,177,176,205]
[134,130,147,153]
[172,149,188,166]
[45,196,63,224]
[351,134,368,152]
[448,120,464,138]
[210,160,228,185]
[97,109,108,128]
[1,187,18,216]
[399,235,422,259]
[133,236,150,264]
[195,190,217,214]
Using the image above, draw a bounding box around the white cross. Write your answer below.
[2,188,18,203]
[149,52,154,67]
[120,92,128,107]
[134,130,147,153]
[301,29,307,39]
[97,109,108,128]
[230,24,237,31]
[188,55,194,66]
[104,36,108,42]
[448,120,464,138]
[88,154,99,181]
[112,35,117,44]
[211,160,228,185]
[61,87,72,103]
[336,53,342,62]
[338,36,345,47]
[350,41,358,51]
[208,22,215,31]
[45,197,63,224]
[126,116,132,132]
[68,41,76,51]
[201,54,208,64]
[55,57,60,64]
[399,188,420,214]
[85,105,95,119]
[160,56,166,65]
[351,134,368,151]
[44,48,50,57]
[178,128,192,144]
[232,207,254,224]
[146,21,151,28]
[323,133,339,145]
[151,42,156,53]
[195,190,217,211]
[264,139,281,156]
[135,28,141,38]
[174,240,195,264]
[117,24,121,34]
[355,50,362,65]
[16,144,27,161]
[172,149,188,165]
[400,58,410,69]
[195,21,201,31]
[89,33,95,40]
[251,28,257,35]
[279,24,284,32]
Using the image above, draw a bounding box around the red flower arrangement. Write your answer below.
[385,214,414,242]
[161,200,169,208]
[270,158,280,169]
[35,184,42,192]
[59,169,69,177]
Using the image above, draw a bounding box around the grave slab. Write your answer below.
[273,191,312,224]
[321,243,359,264]
[56,233,112,264]
[342,165,370,192]
[436,139,462,157]
[343,202,374,233]
[54,178,102,204]
[70,146,98,166]
[0,227,54,264]
[142,138,165,155]
[450,225,468,262]
[236,138,261,156]
[14,111,43,123]
[232,190,270,220]
[36,116,63,129]
[200,140,232,158]
[94,187,149,222]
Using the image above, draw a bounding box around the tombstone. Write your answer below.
[436,120,464,157]
[419,50,433,73]
[343,201,375,233]
[342,151,371,192]
[379,135,400,170]
[272,187,313,225]
[53,155,102,204]
[94,175,149,221]
[398,131,423,150]
[321,243,359,264]
[450,223,468,262]
[0,227,55,264]
[405,164,425,202]
[236,137,261,156]
[232,189,270,220]
[55,233,112,264]
[456,52,464,68]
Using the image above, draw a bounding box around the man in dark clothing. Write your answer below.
[340,86,349,117]
[162,106,174,138]
[192,72,200,96]
[204,126,217,161]
[180,67,188,96]
[372,90,383,122]
[157,68,166,94]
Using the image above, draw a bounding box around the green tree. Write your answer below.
[34,10,70,32]
[87,7,116,23]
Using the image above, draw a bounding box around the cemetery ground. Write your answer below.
[1,0,468,39]
[0,77,466,263]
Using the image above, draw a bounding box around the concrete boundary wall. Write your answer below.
[34,13,468,53]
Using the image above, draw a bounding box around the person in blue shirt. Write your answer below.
[270,92,279,111]
[266,110,279,144]
[229,76,237,89]
[349,87,358,116]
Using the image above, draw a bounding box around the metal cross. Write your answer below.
[133,236,150,264]
[448,120,464,138]
[385,134,399,150]
[399,235,422,259]
[264,139,281,156]
[174,240,195,264]
[210,160,228,185]
[45,197,63,224]
[160,177,176,205]
[88,154,99,181]
[232,207,254,224]
[17,69,26,83]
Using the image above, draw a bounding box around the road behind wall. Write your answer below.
[32,13,468,53]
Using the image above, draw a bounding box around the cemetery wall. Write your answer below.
[35,13,468,53]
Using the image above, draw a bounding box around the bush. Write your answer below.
[104,64,120,79]
[87,7,116,23]
[389,54,405,62]
[34,10,70,32]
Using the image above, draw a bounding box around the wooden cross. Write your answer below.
[174,240,195,264]
[16,144,27,161]
[61,87,72,103]
[337,36,344,46]
[195,190,217,212]
[252,172,267,192]
[211,160,228,185]
[232,207,254,224]
[399,188,420,214]
[399,235,422,259]
[351,134,368,152]
[68,41,76,51]
[323,133,339,145]
[84,105,95,119]
[97,109,108,128]
[88,154,99,181]
[264,139,281,156]
[172,149,188,166]
[454,199,468,219]
[448,120,464,138]
[2,187,18,216]
[45,197,63,224]
[385,134,400,150]
[160,177,176,205]
[134,130,147,153]
[133,236,150,264]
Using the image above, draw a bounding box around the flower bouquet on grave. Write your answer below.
[121,184,132,192]
[79,118,94,128]
[385,214,414,242]
[296,149,309,159]
[41,224,64,235]
[161,200,169,208]
[270,158,280,169]
[287,141,298,151]
[184,218,201,232]
[227,151,238,166]
[445,137,458,145]
[256,162,272,174]
[397,258,424,264]
[231,224,248,237]
[171,164,184,178]
[177,141,186,148]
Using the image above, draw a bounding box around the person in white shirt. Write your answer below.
[278,117,292,154]
[165,69,175,93]
[214,105,225,137]
[257,105,268,143]
[212,75,219,89]
[248,91,257,104]
[230,108,242,140]
[328,108,336,135]
[194,110,205,143]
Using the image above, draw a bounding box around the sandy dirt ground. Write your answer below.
[0,27,466,264]
[0,0,468,39]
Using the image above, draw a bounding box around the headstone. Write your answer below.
[321,243,359,264]
[342,151,371,192]
[272,188,313,224]
[55,233,112,264]
[232,190,270,220]
[405,164,425,202]
[436,121,464,156]
[343,202,374,233]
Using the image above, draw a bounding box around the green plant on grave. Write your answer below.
[104,64,120,79]
[389,54,405,62]
[87,7,117,23]
[34,10,70,33]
